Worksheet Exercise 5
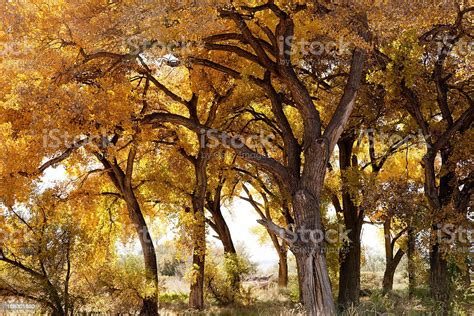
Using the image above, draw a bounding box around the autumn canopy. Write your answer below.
[0,1,472,315]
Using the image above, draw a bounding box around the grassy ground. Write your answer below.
[157,272,473,315]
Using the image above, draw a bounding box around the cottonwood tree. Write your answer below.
[140,3,370,313]
[0,191,110,315]
[327,87,413,308]
[1,0,470,314]
[369,6,473,311]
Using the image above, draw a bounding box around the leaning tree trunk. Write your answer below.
[208,200,241,290]
[97,150,160,315]
[125,191,159,316]
[382,250,404,293]
[382,220,405,294]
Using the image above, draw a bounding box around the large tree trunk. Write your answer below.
[382,263,396,293]
[294,249,335,315]
[430,240,449,311]
[291,184,336,316]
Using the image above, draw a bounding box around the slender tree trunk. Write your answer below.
[213,210,236,255]
[189,136,209,310]
[429,149,454,314]
[267,225,289,288]
[277,248,289,287]
[407,227,416,298]
[337,136,362,308]
[96,151,159,315]
[295,257,304,304]
[126,194,159,316]
[212,209,241,290]
[207,181,241,291]
[189,210,206,310]
[382,220,404,294]
[382,250,405,293]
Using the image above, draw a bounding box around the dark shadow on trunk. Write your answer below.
[336,135,364,309]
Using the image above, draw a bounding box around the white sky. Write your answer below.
[39,165,384,269]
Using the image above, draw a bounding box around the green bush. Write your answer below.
[204,251,256,305]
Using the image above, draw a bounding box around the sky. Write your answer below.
[40,165,385,270]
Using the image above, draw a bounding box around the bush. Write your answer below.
[204,251,256,305]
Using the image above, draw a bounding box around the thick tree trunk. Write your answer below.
[430,240,449,311]
[294,250,335,315]
[291,186,336,315]
[51,309,65,316]
[382,263,396,293]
